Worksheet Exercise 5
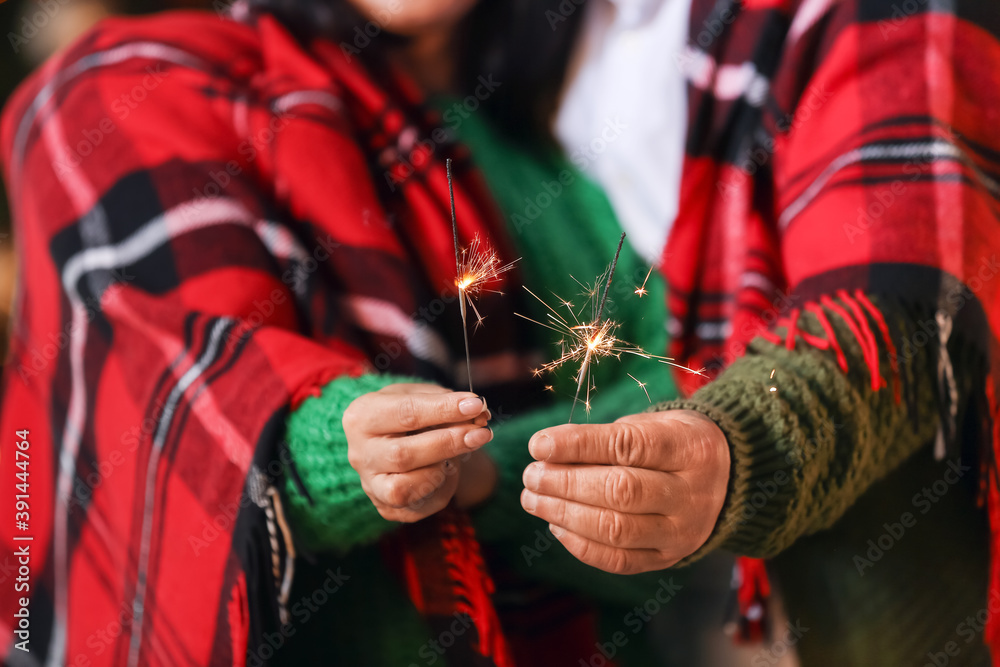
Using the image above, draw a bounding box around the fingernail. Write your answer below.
[522,462,542,490]
[464,427,492,449]
[528,433,553,461]
[521,489,538,513]
[549,524,564,538]
[459,397,484,416]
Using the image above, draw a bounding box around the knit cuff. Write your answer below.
[283,373,419,554]
[653,369,801,566]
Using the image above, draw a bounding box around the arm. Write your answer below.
[516,1,1000,572]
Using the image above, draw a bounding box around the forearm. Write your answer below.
[282,373,415,554]
[663,291,984,561]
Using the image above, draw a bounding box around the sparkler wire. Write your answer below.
[568,232,627,423]
[446,158,475,392]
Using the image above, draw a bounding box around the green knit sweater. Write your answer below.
[277,117,991,666]
[273,108,686,666]
[664,297,990,666]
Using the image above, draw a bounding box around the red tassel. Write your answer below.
[440,507,516,667]
[730,556,771,644]
[805,303,849,373]
[853,291,902,405]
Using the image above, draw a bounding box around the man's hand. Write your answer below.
[520,410,729,574]
[345,383,494,522]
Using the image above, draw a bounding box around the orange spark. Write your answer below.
[516,234,703,422]
[635,265,654,297]
[455,235,519,330]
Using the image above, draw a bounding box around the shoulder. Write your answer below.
[2,11,265,169]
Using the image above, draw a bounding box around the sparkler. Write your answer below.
[517,232,703,422]
[634,265,654,297]
[447,158,518,392]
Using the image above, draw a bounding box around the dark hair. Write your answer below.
[246,0,586,143]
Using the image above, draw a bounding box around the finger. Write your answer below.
[381,382,449,395]
[353,390,487,435]
[409,409,492,434]
[398,463,461,517]
[381,383,490,417]
[522,463,681,514]
[375,473,460,523]
[369,460,460,509]
[521,490,671,549]
[546,526,670,575]
[528,416,688,469]
[373,425,493,473]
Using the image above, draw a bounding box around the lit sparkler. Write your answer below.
[447,159,518,391]
[635,265,654,297]
[517,232,703,422]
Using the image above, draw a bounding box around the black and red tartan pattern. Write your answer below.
[665,0,1000,658]
[0,12,545,666]
[3,0,1000,664]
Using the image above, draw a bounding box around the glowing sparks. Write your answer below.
[516,232,704,422]
[455,235,519,330]
[447,159,517,392]
[634,265,654,297]
[768,368,777,393]
[627,373,650,402]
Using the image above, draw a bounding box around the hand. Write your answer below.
[520,410,729,574]
[345,383,493,522]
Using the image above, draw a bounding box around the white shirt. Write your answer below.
[555,0,691,264]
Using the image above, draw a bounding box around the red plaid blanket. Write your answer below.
[3,0,1000,664]
[0,11,541,666]
[665,0,1000,659]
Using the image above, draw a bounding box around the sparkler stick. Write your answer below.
[567,232,626,422]
[446,158,518,392]
[447,159,474,392]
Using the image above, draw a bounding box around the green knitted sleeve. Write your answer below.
[282,373,419,554]
[660,293,985,563]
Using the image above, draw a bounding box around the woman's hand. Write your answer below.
[345,383,494,522]
[520,410,730,574]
